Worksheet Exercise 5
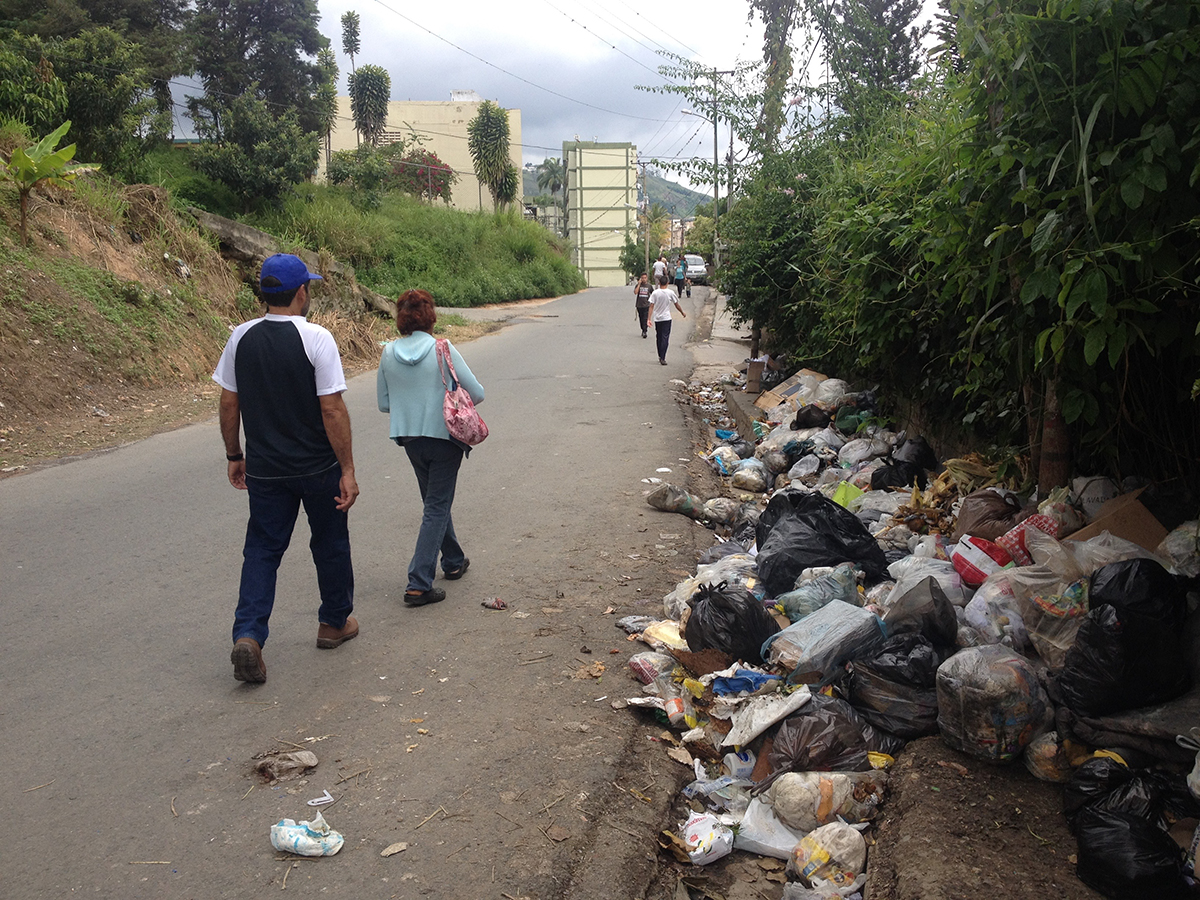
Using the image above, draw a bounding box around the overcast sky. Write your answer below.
[315,0,767,187]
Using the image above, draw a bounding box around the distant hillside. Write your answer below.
[522,169,709,217]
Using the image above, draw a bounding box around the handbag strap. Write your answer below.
[435,338,458,391]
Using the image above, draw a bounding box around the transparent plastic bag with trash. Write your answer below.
[936,644,1049,763]
[702,496,741,524]
[1157,520,1200,577]
[646,482,705,519]
[762,602,885,686]
[962,576,1029,650]
[707,445,741,475]
[731,457,770,492]
[886,556,967,607]
[774,562,861,623]
[788,820,867,890]
[766,770,889,833]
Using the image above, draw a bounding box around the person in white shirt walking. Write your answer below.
[649,274,686,365]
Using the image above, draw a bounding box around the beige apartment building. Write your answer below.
[322,92,522,213]
[564,141,638,288]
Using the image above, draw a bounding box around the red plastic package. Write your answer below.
[952,536,1015,586]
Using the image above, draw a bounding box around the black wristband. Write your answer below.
[226,452,244,462]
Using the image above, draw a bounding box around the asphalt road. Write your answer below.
[1,284,708,899]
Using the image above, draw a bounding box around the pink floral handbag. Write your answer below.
[436,339,488,445]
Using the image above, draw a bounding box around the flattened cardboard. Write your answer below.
[753,368,828,410]
[1065,487,1168,553]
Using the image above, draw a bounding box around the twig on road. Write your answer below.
[23,780,54,792]
[171,796,177,817]
[415,805,447,829]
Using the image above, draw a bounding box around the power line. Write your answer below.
[538,0,676,82]
[363,0,670,123]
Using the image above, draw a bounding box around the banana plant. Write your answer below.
[1,121,100,246]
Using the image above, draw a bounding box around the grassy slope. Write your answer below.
[252,186,585,307]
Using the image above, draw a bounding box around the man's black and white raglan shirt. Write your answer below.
[212,314,347,479]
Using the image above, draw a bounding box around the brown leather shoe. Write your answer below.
[316,615,359,649]
[231,637,266,683]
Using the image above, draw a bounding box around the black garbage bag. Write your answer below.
[870,461,928,491]
[1056,559,1190,717]
[757,694,904,789]
[892,435,937,470]
[755,490,890,594]
[1064,756,1199,900]
[698,540,748,566]
[683,581,780,665]
[731,502,761,548]
[848,633,946,738]
[792,405,832,430]
[880,577,958,648]
[727,439,756,459]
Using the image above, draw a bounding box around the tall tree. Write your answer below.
[314,47,339,166]
[188,0,327,133]
[0,43,68,135]
[815,0,930,128]
[348,63,390,146]
[0,28,159,178]
[0,0,190,128]
[467,100,519,211]
[536,157,564,196]
[748,0,800,150]
[192,89,318,210]
[341,10,360,72]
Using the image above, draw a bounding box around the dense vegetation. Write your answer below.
[711,0,1200,491]
[0,0,582,308]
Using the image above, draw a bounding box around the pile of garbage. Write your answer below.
[629,371,1200,899]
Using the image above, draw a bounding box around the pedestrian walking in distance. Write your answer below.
[634,272,652,338]
[674,255,686,297]
[213,253,360,684]
[650,274,686,365]
[377,289,485,606]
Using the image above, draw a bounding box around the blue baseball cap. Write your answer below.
[259,253,324,294]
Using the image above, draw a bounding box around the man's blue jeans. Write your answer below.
[402,437,466,592]
[233,464,354,646]
[655,319,672,362]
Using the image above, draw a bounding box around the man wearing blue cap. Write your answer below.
[213,253,360,683]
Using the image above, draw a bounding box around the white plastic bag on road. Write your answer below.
[270,812,344,856]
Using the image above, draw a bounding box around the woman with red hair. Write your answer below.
[377,290,485,606]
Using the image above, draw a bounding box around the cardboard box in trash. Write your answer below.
[1065,487,1168,553]
[754,369,828,410]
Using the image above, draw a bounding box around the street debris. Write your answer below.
[252,749,318,782]
[627,367,1200,899]
[380,841,409,857]
[269,812,343,857]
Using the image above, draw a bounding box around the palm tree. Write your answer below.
[536,157,564,197]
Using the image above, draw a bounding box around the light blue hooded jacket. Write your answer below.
[376,332,485,443]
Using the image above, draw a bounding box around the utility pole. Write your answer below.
[640,162,650,278]
[710,68,734,272]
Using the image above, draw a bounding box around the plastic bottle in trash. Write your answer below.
[655,673,695,727]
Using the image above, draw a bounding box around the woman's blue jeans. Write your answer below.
[233,464,354,647]
[402,437,466,592]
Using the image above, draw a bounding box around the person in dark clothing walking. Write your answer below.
[214,254,360,684]
[634,273,652,338]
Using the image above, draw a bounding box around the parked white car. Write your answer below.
[685,254,708,285]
